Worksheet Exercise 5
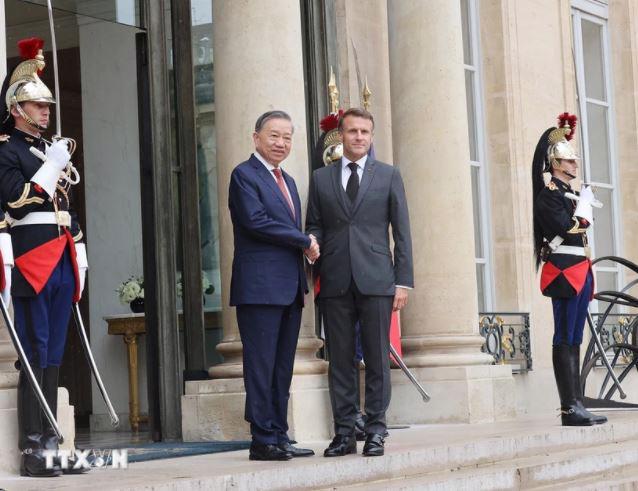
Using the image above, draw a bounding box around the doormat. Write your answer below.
[121,441,252,463]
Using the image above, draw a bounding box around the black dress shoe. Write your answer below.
[278,441,315,457]
[21,450,61,477]
[324,434,357,457]
[362,433,385,457]
[249,443,292,461]
[561,403,608,426]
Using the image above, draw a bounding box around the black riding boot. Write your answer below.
[18,368,60,477]
[42,366,89,474]
[553,345,604,426]
[569,345,607,425]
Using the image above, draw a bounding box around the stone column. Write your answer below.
[387,0,515,423]
[183,0,330,443]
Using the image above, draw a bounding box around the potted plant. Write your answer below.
[116,276,145,313]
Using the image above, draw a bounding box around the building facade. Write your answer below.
[0,0,635,463]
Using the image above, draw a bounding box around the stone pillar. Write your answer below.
[183,0,330,442]
[386,0,515,423]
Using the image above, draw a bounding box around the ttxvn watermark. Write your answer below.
[43,449,128,470]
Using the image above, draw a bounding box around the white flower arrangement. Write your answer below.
[177,272,215,297]
[116,276,144,305]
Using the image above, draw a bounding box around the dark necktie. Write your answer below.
[346,162,359,202]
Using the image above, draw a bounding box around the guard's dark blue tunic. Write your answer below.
[534,177,592,346]
[0,128,83,367]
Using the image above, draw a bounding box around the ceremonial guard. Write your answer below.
[532,113,607,427]
[0,38,89,476]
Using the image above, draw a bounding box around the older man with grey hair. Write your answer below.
[228,110,319,461]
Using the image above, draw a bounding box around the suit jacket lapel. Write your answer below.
[352,159,377,215]
[331,161,351,217]
[250,155,296,223]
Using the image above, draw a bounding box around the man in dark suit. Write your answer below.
[229,110,319,461]
[306,107,413,457]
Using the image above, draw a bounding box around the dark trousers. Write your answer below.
[552,271,593,346]
[321,281,393,435]
[14,250,75,368]
[237,298,302,445]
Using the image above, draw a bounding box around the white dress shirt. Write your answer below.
[341,155,367,190]
[340,154,411,291]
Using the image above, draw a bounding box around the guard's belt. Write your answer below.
[10,211,71,228]
[553,245,585,256]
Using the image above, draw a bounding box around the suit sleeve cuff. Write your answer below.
[396,285,412,290]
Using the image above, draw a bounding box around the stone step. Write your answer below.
[2,414,638,490]
[554,464,638,491]
[335,439,638,490]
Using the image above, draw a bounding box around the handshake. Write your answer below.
[304,234,320,263]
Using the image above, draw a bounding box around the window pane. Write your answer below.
[465,70,478,161]
[476,263,486,312]
[594,270,618,313]
[581,19,606,101]
[592,187,615,259]
[22,0,142,27]
[460,0,472,66]
[586,102,611,184]
[471,166,483,258]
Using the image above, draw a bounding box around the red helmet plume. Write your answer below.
[320,109,344,133]
[557,112,578,141]
[17,38,44,61]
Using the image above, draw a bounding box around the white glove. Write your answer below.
[574,185,594,224]
[30,140,71,198]
[75,243,88,299]
[45,140,72,170]
[0,233,13,307]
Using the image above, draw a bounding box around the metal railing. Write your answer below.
[479,312,532,372]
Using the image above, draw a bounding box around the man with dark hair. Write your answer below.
[229,110,318,461]
[306,107,413,457]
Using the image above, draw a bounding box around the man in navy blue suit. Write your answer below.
[229,110,319,461]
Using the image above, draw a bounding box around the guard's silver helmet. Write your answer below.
[5,38,55,131]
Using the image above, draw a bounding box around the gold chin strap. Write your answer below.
[14,103,47,132]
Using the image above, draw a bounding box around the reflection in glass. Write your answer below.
[460,0,472,66]
[20,0,142,27]
[192,2,221,312]
[595,270,618,312]
[582,19,606,102]
[593,187,615,259]
[586,103,611,184]
[465,70,478,162]
[476,263,485,312]
[471,166,483,258]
